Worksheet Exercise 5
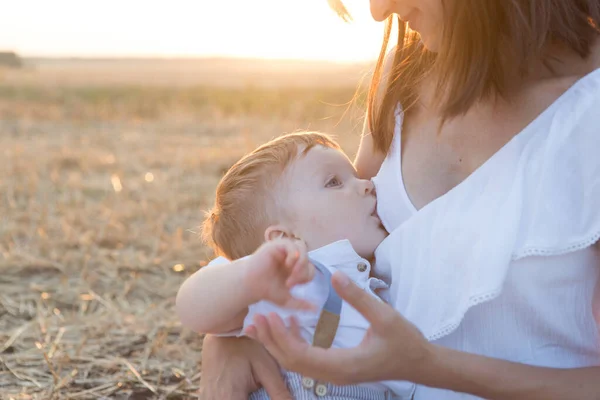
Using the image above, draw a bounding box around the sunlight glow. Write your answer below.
[144,173,155,183]
[111,175,123,193]
[1,0,384,62]
[173,264,185,272]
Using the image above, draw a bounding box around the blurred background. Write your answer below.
[0,1,389,398]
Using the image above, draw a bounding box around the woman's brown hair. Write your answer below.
[329,0,600,153]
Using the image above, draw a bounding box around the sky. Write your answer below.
[1,0,387,62]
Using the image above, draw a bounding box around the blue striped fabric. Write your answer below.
[249,371,396,399]
[309,258,343,317]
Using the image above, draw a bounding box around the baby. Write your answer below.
[176,132,413,399]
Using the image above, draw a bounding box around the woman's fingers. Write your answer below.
[267,312,306,355]
[288,316,304,341]
[252,358,293,400]
[248,333,293,400]
[247,271,429,388]
[251,314,287,362]
[244,324,257,339]
[198,335,276,400]
[331,271,394,330]
[254,313,361,383]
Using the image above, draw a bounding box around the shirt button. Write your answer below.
[302,377,315,389]
[315,383,328,397]
[357,262,368,272]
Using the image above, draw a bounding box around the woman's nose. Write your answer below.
[370,0,394,21]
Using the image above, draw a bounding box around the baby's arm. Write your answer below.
[176,255,257,334]
[176,238,316,334]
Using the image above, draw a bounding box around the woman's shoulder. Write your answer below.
[561,67,600,123]
[512,69,600,258]
[552,72,599,148]
[527,67,600,140]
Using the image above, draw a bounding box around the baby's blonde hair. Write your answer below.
[202,132,340,260]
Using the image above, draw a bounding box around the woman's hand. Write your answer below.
[244,271,434,385]
[198,335,292,400]
[245,271,600,400]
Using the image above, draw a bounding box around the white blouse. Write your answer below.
[371,68,600,399]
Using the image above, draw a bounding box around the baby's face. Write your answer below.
[278,145,388,259]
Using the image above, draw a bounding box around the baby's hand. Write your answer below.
[246,238,316,311]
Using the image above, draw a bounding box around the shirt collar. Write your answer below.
[308,240,370,270]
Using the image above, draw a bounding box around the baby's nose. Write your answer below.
[363,179,375,195]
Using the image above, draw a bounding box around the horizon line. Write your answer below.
[7,52,375,65]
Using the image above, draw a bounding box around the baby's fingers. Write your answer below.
[286,260,315,288]
[283,242,300,269]
[283,297,317,311]
[270,288,316,311]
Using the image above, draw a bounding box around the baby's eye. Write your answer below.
[325,177,342,188]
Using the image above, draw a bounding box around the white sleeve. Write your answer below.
[204,255,231,267]
[214,270,327,338]
[212,301,298,338]
[207,255,327,337]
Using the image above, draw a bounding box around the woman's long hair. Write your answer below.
[330,0,600,153]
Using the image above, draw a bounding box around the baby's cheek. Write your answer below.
[317,217,347,243]
[306,215,324,233]
[303,216,328,239]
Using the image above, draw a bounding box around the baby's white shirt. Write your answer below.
[206,239,414,398]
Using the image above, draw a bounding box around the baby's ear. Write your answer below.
[264,225,293,242]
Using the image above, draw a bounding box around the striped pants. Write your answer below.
[249,371,396,400]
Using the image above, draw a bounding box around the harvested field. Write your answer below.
[0,58,369,399]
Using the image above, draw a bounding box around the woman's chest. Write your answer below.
[400,108,521,210]
[398,79,571,210]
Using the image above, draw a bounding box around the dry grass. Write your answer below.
[2,58,371,88]
[0,59,367,399]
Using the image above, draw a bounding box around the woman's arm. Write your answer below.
[198,335,292,400]
[425,345,600,400]
[246,271,600,400]
[354,132,386,180]
[354,46,396,179]
[433,242,600,399]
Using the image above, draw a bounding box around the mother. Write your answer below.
[199,1,600,399]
